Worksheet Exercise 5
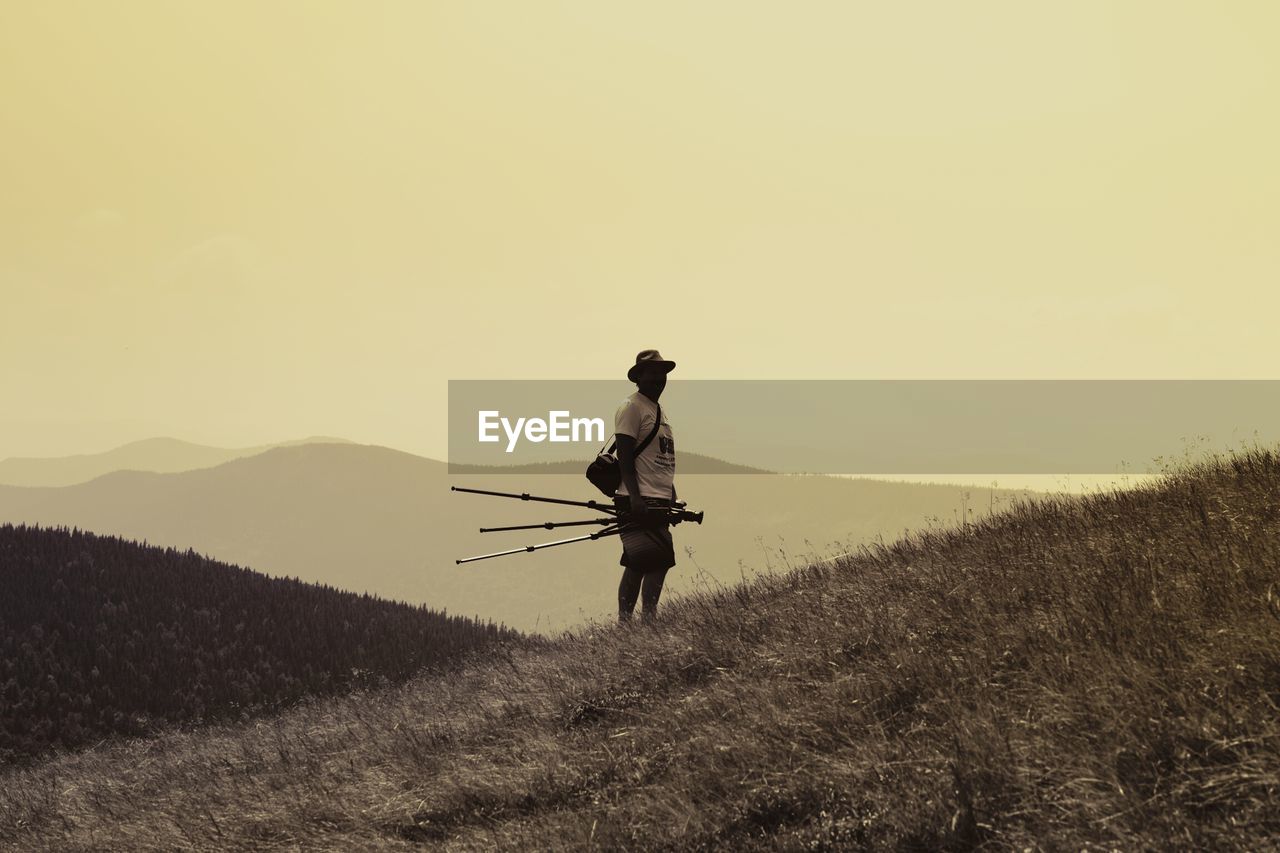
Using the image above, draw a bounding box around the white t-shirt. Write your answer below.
[613,391,675,499]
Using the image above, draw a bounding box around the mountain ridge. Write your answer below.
[0,436,356,487]
[0,443,1032,632]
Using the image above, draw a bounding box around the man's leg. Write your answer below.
[638,567,670,621]
[618,566,644,624]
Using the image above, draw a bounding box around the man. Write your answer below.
[614,349,678,624]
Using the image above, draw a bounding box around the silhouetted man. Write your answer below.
[614,349,678,623]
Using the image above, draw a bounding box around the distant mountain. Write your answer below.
[0,523,518,766]
[0,442,1035,633]
[0,436,354,487]
[448,451,772,475]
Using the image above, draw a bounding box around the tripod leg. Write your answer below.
[480,517,615,533]
[455,525,621,564]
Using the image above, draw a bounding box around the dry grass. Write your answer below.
[3,447,1280,850]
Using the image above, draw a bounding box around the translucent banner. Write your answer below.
[447,380,1280,474]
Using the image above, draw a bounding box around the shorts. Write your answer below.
[613,495,677,573]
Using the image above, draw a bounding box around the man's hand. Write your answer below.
[626,498,653,525]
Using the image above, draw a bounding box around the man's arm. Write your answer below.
[615,435,650,521]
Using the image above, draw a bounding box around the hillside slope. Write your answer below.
[0,442,1031,632]
[0,525,518,767]
[2,447,1279,849]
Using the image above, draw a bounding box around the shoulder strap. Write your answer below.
[601,401,663,455]
[635,402,662,455]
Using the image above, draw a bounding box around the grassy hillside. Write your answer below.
[0,525,518,767]
[0,442,1031,632]
[2,447,1278,849]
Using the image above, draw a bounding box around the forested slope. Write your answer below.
[0,525,520,765]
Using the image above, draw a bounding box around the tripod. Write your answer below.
[451,486,704,564]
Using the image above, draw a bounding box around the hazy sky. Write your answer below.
[2,2,1277,460]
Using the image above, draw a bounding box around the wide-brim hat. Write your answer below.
[627,349,677,383]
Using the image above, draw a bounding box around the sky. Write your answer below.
[2,1,1277,460]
